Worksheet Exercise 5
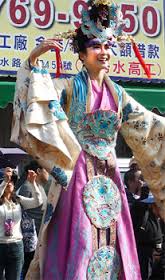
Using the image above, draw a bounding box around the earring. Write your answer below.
[75,59,83,72]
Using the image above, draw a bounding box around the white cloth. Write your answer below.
[0,180,43,243]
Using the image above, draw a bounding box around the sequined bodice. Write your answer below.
[70,109,121,160]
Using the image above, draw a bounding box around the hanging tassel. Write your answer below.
[55,47,62,78]
[132,41,151,79]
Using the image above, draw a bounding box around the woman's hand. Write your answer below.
[29,38,63,66]
[27,170,37,185]
[4,167,13,182]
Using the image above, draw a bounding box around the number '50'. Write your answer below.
[121,4,161,37]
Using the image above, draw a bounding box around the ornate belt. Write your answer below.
[83,153,122,279]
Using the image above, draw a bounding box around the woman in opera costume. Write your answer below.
[11,1,165,279]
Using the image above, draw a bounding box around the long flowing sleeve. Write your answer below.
[18,181,43,209]
[11,60,81,174]
[121,89,165,220]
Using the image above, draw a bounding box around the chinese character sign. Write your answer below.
[0,0,164,81]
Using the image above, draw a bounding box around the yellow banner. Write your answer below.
[0,0,164,81]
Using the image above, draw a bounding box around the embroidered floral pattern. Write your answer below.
[21,211,38,252]
[69,103,86,133]
[87,246,121,280]
[60,89,67,108]
[83,110,119,138]
[113,82,123,104]
[122,103,133,122]
[32,67,48,75]
[44,203,54,224]
[76,110,120,159]
[51,166,68,187]
[132,120,148,130]
[83,175,121,229]
[48,100,67,120]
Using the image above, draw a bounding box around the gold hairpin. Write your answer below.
[54,30,77,40]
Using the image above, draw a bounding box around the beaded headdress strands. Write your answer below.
[54,0,151,78]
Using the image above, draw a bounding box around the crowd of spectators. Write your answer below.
[124,157,165,280]
[0,161,49,280]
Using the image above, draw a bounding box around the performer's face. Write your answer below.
[80,39,112,73]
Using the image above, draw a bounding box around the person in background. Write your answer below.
[18,161,48,279]
[0,167,43,280]
[129,156,140,171]
[131,193,163,280]
[124,168,149,208]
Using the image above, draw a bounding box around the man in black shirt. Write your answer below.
[124,169,149,209]
[131,194,163,280]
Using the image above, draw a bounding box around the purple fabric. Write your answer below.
[43,152,92,279]
[43,81,141,280]
[90,80,118,112]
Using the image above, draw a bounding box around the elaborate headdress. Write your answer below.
[55,0,126,50]
[54,0,151,78]
[80,0,125,45]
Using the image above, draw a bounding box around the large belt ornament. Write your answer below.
[83,175,121,228]
[83,175,121,279]
[87,246,120,280]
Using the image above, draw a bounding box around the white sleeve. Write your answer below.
[18,182,43,210]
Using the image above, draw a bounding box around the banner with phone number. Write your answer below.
[0,0,164,81]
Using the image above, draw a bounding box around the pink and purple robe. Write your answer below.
[11,61,165,280]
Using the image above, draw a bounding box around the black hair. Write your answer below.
[0,192,20,205]
[0,170,20,205]
[24,160,42,173]
[72,27,89,53]
[10,170,18,185]
[15,160,43,189]
[124,169,137,188]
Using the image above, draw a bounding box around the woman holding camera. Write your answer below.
[0,167,43,280]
